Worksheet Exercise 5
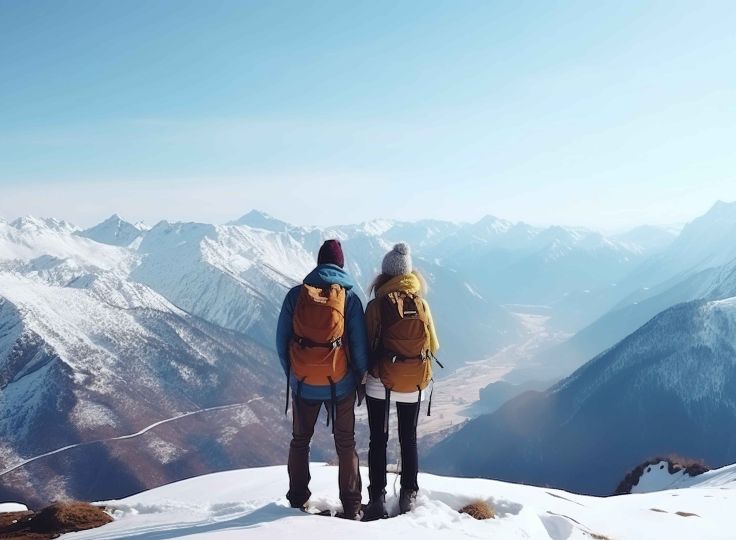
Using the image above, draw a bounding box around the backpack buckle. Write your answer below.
[331,337,343,350]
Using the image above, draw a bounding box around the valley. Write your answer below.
[415,309,568,439]
[3,201,736,504]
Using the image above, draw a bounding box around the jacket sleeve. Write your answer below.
[423,299,440,354]
[276,287,296,377]
[365,300,381,354]
[345,292,369,379]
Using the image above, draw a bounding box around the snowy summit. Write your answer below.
[63,463,736,540]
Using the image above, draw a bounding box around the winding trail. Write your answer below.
[0,396,264,477]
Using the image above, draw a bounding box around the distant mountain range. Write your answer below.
[2,202,735,504]
[516,201,736,383]
[425,296,736,495]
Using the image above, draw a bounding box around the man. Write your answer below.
[276,239,368,520]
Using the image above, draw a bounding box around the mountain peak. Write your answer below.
[79,214,143,246]
[10,215,76,232]
[471,215,514,235]
[704,200,736,219]
[229,210,292,232]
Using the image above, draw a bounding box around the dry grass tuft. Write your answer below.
[30,502,112,533]
[459,500,495,520]
[675,511,699,518]
[0,501,112,539]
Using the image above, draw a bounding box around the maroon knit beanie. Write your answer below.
[317,239,344,268]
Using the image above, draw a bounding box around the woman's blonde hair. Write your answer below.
[368,269,428,298]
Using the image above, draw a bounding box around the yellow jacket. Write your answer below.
[365,272,440,357]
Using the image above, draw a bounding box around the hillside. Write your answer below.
[425,296,736,495]
[517,201,736,383]
[0,208,721,506]
[36,462,736,540]
[0,273,288,507]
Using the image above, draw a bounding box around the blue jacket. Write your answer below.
[276,264,369,402]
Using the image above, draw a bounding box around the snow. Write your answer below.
[145,435,184,465]
[556,293,736,416]
[0,402,262,478]
[630,461,693,493]
[632,461,736,493]
[463,282,484,300]
[56,463,736,539]
[0,502,27,513]
[80,215,144,247]
[0,218,132,270]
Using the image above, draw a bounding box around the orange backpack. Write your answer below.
[289,284,349,388]
[374,291,433,393]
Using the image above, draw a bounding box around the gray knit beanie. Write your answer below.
[382,242,413,277]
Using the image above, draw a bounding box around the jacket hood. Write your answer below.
[376,273,423,297]
[304,264,355,290]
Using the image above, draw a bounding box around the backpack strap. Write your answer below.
[294,335,344,349]
[414,385,422,429]
[326,376,337,433]
[370,322,382,374]
[430,351,444,369]
[384,387,391,435]
[388,351,430,363]
[284,364,291,416]
[427,379,434,417]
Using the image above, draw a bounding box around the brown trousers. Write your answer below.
[287,390,362,514]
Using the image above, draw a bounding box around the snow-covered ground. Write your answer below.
[59,463,736,540]
[630,460,736,494]
[0,502,27,513]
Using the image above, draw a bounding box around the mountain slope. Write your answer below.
[59,463,736,540]
[0,209,703,507]
[425,297,736,495]
[428,223,651,332]
[0,273,289,507]
[520,253,736,384]
[79,214,145,247]
[131,220,313,344]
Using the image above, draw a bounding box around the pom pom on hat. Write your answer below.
[382,242,413,276]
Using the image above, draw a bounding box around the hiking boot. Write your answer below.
[398,489,417,515]
[362,498,387,521]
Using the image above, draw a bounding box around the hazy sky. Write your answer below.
[1,1,734,229]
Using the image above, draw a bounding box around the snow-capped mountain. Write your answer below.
[427,221,656,332]
[0,213,522,506]
[49,462,736,540]
[523,229,736,384]
[0,271,289,507]
[615,201,736,300]
[79,214,147,247]
[131,220,314,344]
[0,207,721,507]
[425,296,736,496]
[222,211,666,339]
[0,219,312,506]
[229,209,295,234]
[613,224,679,253]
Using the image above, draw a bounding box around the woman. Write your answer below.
[362,242,440,521]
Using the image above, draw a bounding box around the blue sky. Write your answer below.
[1,1,734,229]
